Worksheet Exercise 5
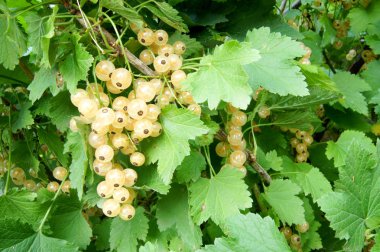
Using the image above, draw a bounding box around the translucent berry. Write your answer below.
[11,167,26,186]
[139,49,154,65]
[168,54,182,71]
[106,80,123,94]
[119,204,135,220]
[295,143,307,154]
[111,134,130,150]
[123,168,138,187]
[188,103,201,116]
[173,41,186,55]
[137,28,155,46]
[113,187,130,203]
[154,29,168,46]
[95,107,116,125]
[229,150,247,167]
[78,98,99,119]
[136,82,156,102]
[130,152,145,167]
[24,179,37,191]
[97,181,114,198]
[146,104,161,121]
[91,120,109,135]
[227,130,243,146]
[47,181,59,192]
[258,105,270,119]
[95,145,114,163]
[133,119,153,138]
[231,111,247,127]
[128,99,148,120]
[102,198,121,217]
[171,70,186,90]
[61,180,71,193]
[280,226,292,240]
[215,142,229,157]
[53,166,68,181]
[70,89,89,107]
[150,79,163,95]
[105,169,125,188]
[153,55,171,73]
[112,111,128,129]
[158,44,174,57]
[151,122,163,137]
[112,96,130,112]
[296,222,310,233]
[95,60,115,81]
[110,68,132,90]
[93,160,113,176]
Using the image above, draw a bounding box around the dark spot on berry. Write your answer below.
[159,129,162,133]
[101,193,105,197]
[128,215,132,219]
[116,82,122,87]
[119,146,124,149]
[164,53,169,57]
[123,106,128,111]
[161,60,166,65]
[121,197,126,201]
[137,110,143,116]
[132,162,137,166]
[95,167,99,172]
[109,73,112,78]
[114,183,119,187]
[107,210,112,215]
[99,156,105,161]
[141,38,145,43]
[144,129,149,134]
[158,36,163,41]
[102,108,108,113]
[182,46,186,51]
[134,178,137,182]
[118,118,123,123]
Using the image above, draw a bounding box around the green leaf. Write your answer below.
[27,67,57,104]
[298,64,338,92]
[24,7,58,67]
[200,213,291,252]
[348,1,380,35]
[64,130,88,199]
[168,31,203,58]
[300,198,323,252]
[37,128,69,167]
[110,207,149,252]
[139,241,168,252]
[325,130,376,167]
[156,185,202,250]
[189,167,252,225]
[144,2,188,32]
[175,150,206,183]
[135,165,170,194]
[362,60,380,99]
[333,71,371,115]
[245,27,308,96]
[93,219,112,251]
[318,143,380,251]
[48,91,79,131]
[101,0,144,27]
[0,191,46,227]
[366,35,380,54]
[60,34,94,93]
[48,193,92,249]
[263,179,305,225]
[281,157,332,202]
[270,109,320,130]
[11,140,39,171]
[0,219,78,251]
[183,40,260,109]
[11,101,33,132]
[144,105,208,184]
[0,14,27,69]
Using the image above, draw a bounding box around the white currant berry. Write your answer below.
[258,105,270,119]
[150,122,162,137]
[130,152,145,167]
[173,41,186,55]
[87,83,104,96]
[106,80,123,94]
[23,179,37,191]
[168,54,182,71]
[139,49,154,65]
[215,142,229,157]
[113,187,130,203]
[230,139,247,151]
[119,204,135,220]
[95,107,116,125]
[136,82,156,102]
[88,131,108,148]
[105,169,125,188]
[231,111,247,127]
[146,104,161,121]
[47,181,59,192]
[187,103,201,116]
[10,168,26,186]
[102,198,121,217]
[69,118,79,132]
[158,44,174,57]
[111,68,132,90]
[150,79,163,95]
[112,96,130,113]
[111,134,131,150]
[93,160,113,176]
[95,145,114,163]
[91,120,110,135]
[95,60,115,81]
[227,130,243,146]
[137,28,155,46]
[154,29,168,46]
[97,92,110,107]
[133,119,153,138]
[229,150,247,167]
[170,70,186,90]
[61,180,71,193]
[123,168,138,187]
[128,99,148,120]
[124,116,135,131]
[70,89,89,107]
[112,111,128,129]
[78,98,99,119]
[53,166,68,181]
[153,55,170,73]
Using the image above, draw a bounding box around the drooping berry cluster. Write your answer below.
[281,222,309,251]
[215,104,248,175]
[289,129,314,163]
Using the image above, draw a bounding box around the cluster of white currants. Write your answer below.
[215,104,248,175]
[289,129,314,163]
[299,44,312,65]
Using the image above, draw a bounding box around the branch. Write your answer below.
[322,49,336,74]
[279,0,287,14]
[283,0,302,15]
[18,59,34,81]
[247,150,272,185]
[62,1,156,76]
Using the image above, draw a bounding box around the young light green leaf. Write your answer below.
[24,8,58,67]
[157,185,202,251]
[0,219,78,252]
[64,130,88,199]
[333,71,371,115]
[110,207,149,252]
[200,213,291,252]
[175,150,206,183]
[263,179,305,225]
[245,27,308,96]
[362,61,380,99]
[144,2,188,32]
[325,130,376,167]
[183,40,260,109]
[366,35,380,54]
[189,167,252,225]
[298,64,338,92]
[281,157,332,202]
[60,35,94,93]
[168,31,203,58]
[12,102,34,132]
[348,1,380,35]
[144,105,208,184]
[27,67,57,104]
[48,193,92,249]
[318,143,380,251]
[0,14,27,69]
[101,0,144,27]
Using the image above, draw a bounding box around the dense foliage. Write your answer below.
[0,0,380,251]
